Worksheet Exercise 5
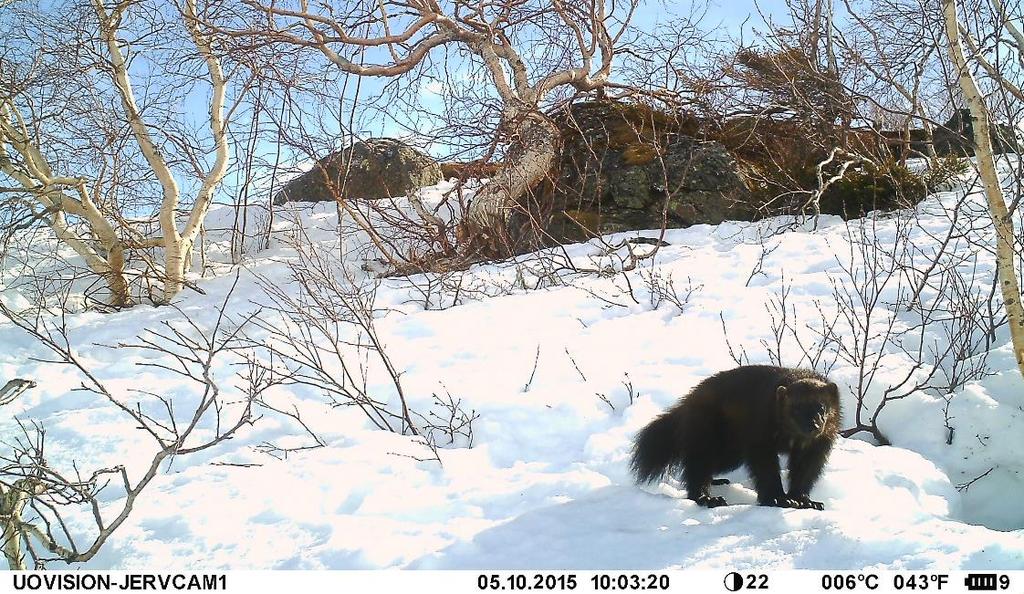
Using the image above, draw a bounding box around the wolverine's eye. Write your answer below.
[796,403,819,415]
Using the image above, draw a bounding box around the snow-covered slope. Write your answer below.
[1,175,1023,569]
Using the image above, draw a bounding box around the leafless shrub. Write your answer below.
[718,197,998,446]
[564,348,589,382]
[595,393,616,411]
[249,233,478,459]
[413,386,479,450]
[252,259,417,436]
[641,269,702,314]
[249,358,328,461]
[820,212,995,444]
[746,240,782,287]
[0,277,263,569]
[719,275,840,373]
[398,270,474,311]
[523,345,542,393]
[956,467,995,492]
[595,373,640,413]
[760,276,842,374]
[395,247,581,312]
[720,312,751,367]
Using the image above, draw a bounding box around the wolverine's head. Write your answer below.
[777,378,840,439]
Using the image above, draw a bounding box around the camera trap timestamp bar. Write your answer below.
[2,570,1018,594]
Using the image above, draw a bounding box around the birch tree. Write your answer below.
[226,0,638,259]
[941,0,1024,379]
[0,0,245,305]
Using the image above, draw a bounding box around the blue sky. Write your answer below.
[636,0,790,36]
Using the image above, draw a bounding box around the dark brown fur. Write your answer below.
[631,365,840,510]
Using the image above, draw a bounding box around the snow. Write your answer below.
[2,170,1024,570]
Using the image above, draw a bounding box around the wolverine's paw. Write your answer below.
[788,495,825,510]
[758,496,797,508]
[786,493,825,510]
[694,495,728,508]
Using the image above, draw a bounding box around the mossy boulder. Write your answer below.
[274,138,442,205]
[546,101,751,242]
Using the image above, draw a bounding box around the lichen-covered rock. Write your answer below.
[660,137,752,225]
[546,101,751,242]
[274,138,442,205]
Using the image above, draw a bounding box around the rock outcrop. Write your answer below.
[545,102,752,242]
[274,138,442,205]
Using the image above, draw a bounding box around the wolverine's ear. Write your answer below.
[828,382,839,398]
[776,385,788,400]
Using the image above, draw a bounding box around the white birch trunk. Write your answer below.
[95,0,229,301]
[943,0,1024,379]
[1,479,45,570]
[463,113,560,251]
[0,102,132,307]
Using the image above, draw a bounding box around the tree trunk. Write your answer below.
[162,232,187,302]
[943,0,1024,380]
[1,479,44,570]
[920,114,938,158]
[461,112,560,256]
[104,242,131,308]
[49,208,132,308]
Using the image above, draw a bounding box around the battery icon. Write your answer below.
[965,574,999,591]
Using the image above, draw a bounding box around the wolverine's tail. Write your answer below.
[630,408,685,484]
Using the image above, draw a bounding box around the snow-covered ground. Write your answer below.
[1,170,1023,570]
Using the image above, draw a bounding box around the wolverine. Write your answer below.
[631,365,841,510]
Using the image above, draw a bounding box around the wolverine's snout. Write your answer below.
[796,402,828,434]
